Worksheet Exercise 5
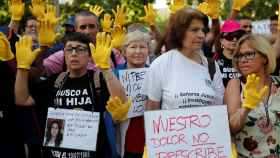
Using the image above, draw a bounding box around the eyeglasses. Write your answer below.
[233,51,256,61]
[79,24,97,30]
[223,32,245,41]
[64,47,88,55]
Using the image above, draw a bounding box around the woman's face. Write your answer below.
[124,40,149,68]
[221,31,244,52]
[64,41,90,71]
[51,123,59,137]
[235,40,267,76]
[182,19,205,52]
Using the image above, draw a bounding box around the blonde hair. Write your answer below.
[233,34,276,74]
[121,30,151,54]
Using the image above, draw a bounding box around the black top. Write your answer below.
[215,52,240,87]
[31,71,111,158]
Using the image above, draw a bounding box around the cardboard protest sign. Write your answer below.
[119,68,147,118]
[44,108,100,151]
[144,105,231,158]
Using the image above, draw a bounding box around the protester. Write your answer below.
[225,34,280,157]
[43,10,125,76]
[239,16,253,34]
[144,7,224,110]
[14,32,127,158]
[112,30,151,158]
[214,20,246,86]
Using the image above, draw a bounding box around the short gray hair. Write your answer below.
[121,30,151,54]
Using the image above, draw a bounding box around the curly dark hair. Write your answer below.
[44,120,63,147]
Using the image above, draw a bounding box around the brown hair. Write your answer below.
[167,7,208,50]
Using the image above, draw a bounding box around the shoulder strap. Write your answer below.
[207,58,216,81]
[93,70,101,95]
[110,51,117,68]
[54,72,67,88]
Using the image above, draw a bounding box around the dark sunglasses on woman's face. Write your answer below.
[233,51,256,61]
[223,32,245,41]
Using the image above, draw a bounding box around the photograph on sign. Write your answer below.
[44,108,100,151]
[119,68,148,118]
[144,105,232,158]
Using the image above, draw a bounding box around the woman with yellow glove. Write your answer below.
[104,30,151,158]
[15,32,127,158]
[225,34,280,157]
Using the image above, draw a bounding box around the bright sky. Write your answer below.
[153,0,168,9]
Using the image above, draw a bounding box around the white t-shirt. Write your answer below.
[143,49,225,110]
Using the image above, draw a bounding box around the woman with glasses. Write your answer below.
[225,34,280,158]
[213,20,246,87]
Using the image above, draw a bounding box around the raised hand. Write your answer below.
[29,0,45,20]
[106,97,131,122]
[89,4,104,17]
[197,0,220,19]
[140,3,157,26]
[16,36,41,69]
[112,5,127,28]
[38,19,57,47]
[232,0,252,11]
[101,14,114,33]
[242,74,269,110]
[111,26,126,49]
[0,32,14,61]
[41,4,59,26]
[9,0,25,21]
[169,0,186,14]
[90,32,112,70]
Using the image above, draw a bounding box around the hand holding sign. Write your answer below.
[106,97,131,122]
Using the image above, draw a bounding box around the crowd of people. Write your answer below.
[0,0,280,158]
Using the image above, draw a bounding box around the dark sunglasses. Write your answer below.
[233,51,256,61]
[222,31,245,41]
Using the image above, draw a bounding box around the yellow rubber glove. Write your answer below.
[0,32,14,61]
[169,0,186,14]
[101,14,114,33]
[113,5,127,28]
[90,32,112,69]
[106,97,131,122]
[140,3,157,26]
[197,0,220,19]
[40,4,59,26]
[142,146,148,158]
[231,143,237,158]
[9,0,25,21]
[89,5,104,17]
[16,36,41,69]
[242,74,269,110]
[111,26,126,49]
[29,0,45,20]
[38,19,58,47]
[232,0,252,11]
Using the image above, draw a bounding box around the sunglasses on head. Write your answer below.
[222,31,245,41]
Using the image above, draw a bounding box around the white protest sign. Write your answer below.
[144,105,231,158]
[44,108,100,151]
[119,68,147,118]
[252,20,270,35]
